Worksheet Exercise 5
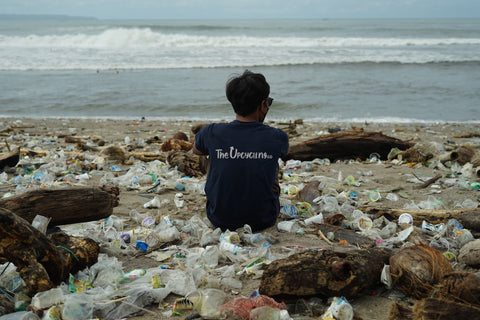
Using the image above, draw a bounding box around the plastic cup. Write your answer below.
[287,185,298,197]
[357,216,373,231]
[345,175,355,186]
[398,213,413,225]
[368,190,381,202]
[298,202,313,216]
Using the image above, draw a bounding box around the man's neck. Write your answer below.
[236,112,262,122]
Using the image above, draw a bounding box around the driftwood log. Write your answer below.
[172,129,412,177]
[432,272,480,307]
[389,272,480,320]
[0,186,119,226]
[360,207,480,233]
[129,151,167,163]
[259,247,391,301]
[0,208,100,296]
[413,298,480,320]
[0,146,20,171]
[286,130,414,161]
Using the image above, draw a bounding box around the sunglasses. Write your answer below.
[265,97,274,107]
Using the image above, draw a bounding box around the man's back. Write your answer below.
[195,120,289,231]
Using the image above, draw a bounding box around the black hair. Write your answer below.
[225,70,270,117]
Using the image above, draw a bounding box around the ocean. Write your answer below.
[0,18,479,122]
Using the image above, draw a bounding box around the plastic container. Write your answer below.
[386,193,399,201]
[454,228,474,247]
[202,245,219,268]
[143,196,162,208]
[31,215,50,233]
[174,193,185,208]
[398,213,413,225]
[277,221,304,234]
[304,214,324,225]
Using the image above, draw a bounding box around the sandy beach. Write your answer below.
[1,117,479,320]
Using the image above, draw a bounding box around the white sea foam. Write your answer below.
[1,27,479,70]
[2,28,480,48]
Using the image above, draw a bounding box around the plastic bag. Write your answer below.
[62,292,93,320]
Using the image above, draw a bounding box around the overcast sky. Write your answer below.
[2,0,480,20]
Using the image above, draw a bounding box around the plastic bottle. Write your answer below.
[118,269,147,284]
[461,199,478,209]
[219,241,242,254]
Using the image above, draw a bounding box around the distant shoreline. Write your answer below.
[0,14,97,20]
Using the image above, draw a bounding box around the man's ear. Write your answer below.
[260,100,268,110]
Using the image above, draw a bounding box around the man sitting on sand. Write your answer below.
[194,70,289,232]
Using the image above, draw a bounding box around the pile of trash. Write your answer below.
[1,120,480,320]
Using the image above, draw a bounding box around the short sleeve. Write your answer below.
[279,130,289,158]
[194,124,210,154]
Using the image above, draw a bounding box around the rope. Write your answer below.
[56,245,80,261]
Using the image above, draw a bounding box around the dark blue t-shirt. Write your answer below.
[195,120,289,231]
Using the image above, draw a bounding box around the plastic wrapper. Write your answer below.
[104,287,170,319]
[89,255,124,288]
[321,297,353,320]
